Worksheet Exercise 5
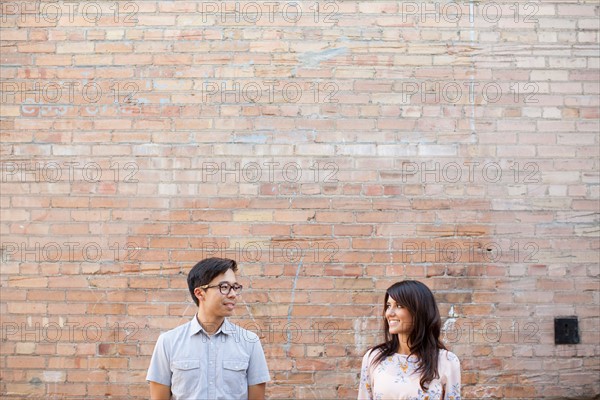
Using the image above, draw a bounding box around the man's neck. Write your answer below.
[196,312,225,335]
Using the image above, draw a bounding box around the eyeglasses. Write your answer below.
[200,282,243,295]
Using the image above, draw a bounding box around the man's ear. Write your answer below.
[194,287,204,303]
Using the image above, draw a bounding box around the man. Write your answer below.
[146,257,270,400]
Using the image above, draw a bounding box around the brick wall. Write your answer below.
[1,0,599,398]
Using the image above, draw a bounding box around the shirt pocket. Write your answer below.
[222,359,249,397]
[171,359,201,392]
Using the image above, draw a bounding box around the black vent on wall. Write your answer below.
[554,317,580,345]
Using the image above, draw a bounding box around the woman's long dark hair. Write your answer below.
[369,280,446,391]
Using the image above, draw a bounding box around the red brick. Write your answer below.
[2,6,597,399]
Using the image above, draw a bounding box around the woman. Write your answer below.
[358,280,461,400]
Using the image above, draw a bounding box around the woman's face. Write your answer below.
[385,297,413,335]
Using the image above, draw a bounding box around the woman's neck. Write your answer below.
[397,334,411,355]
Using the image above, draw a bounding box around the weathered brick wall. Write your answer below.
[1,0,599,398]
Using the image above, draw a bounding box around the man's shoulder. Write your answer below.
[158,320,192,341]
[225,321,261,342]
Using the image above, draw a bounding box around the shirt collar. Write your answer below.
[189,315,235,337]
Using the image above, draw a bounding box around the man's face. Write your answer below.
[195,269,240,321]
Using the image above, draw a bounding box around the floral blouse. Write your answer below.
[358,349,461,400]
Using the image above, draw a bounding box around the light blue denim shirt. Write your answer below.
[147,317,270,400]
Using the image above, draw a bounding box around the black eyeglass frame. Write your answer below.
[199,282,243,295]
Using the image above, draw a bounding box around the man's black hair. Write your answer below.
[187,257,238,306]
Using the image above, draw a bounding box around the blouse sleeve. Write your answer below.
[357,350,373,400]
[443,351,461,400]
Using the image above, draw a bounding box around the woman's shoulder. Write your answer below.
[438,349,461,366]
[363,346,382,360]
[363,346,392,365]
